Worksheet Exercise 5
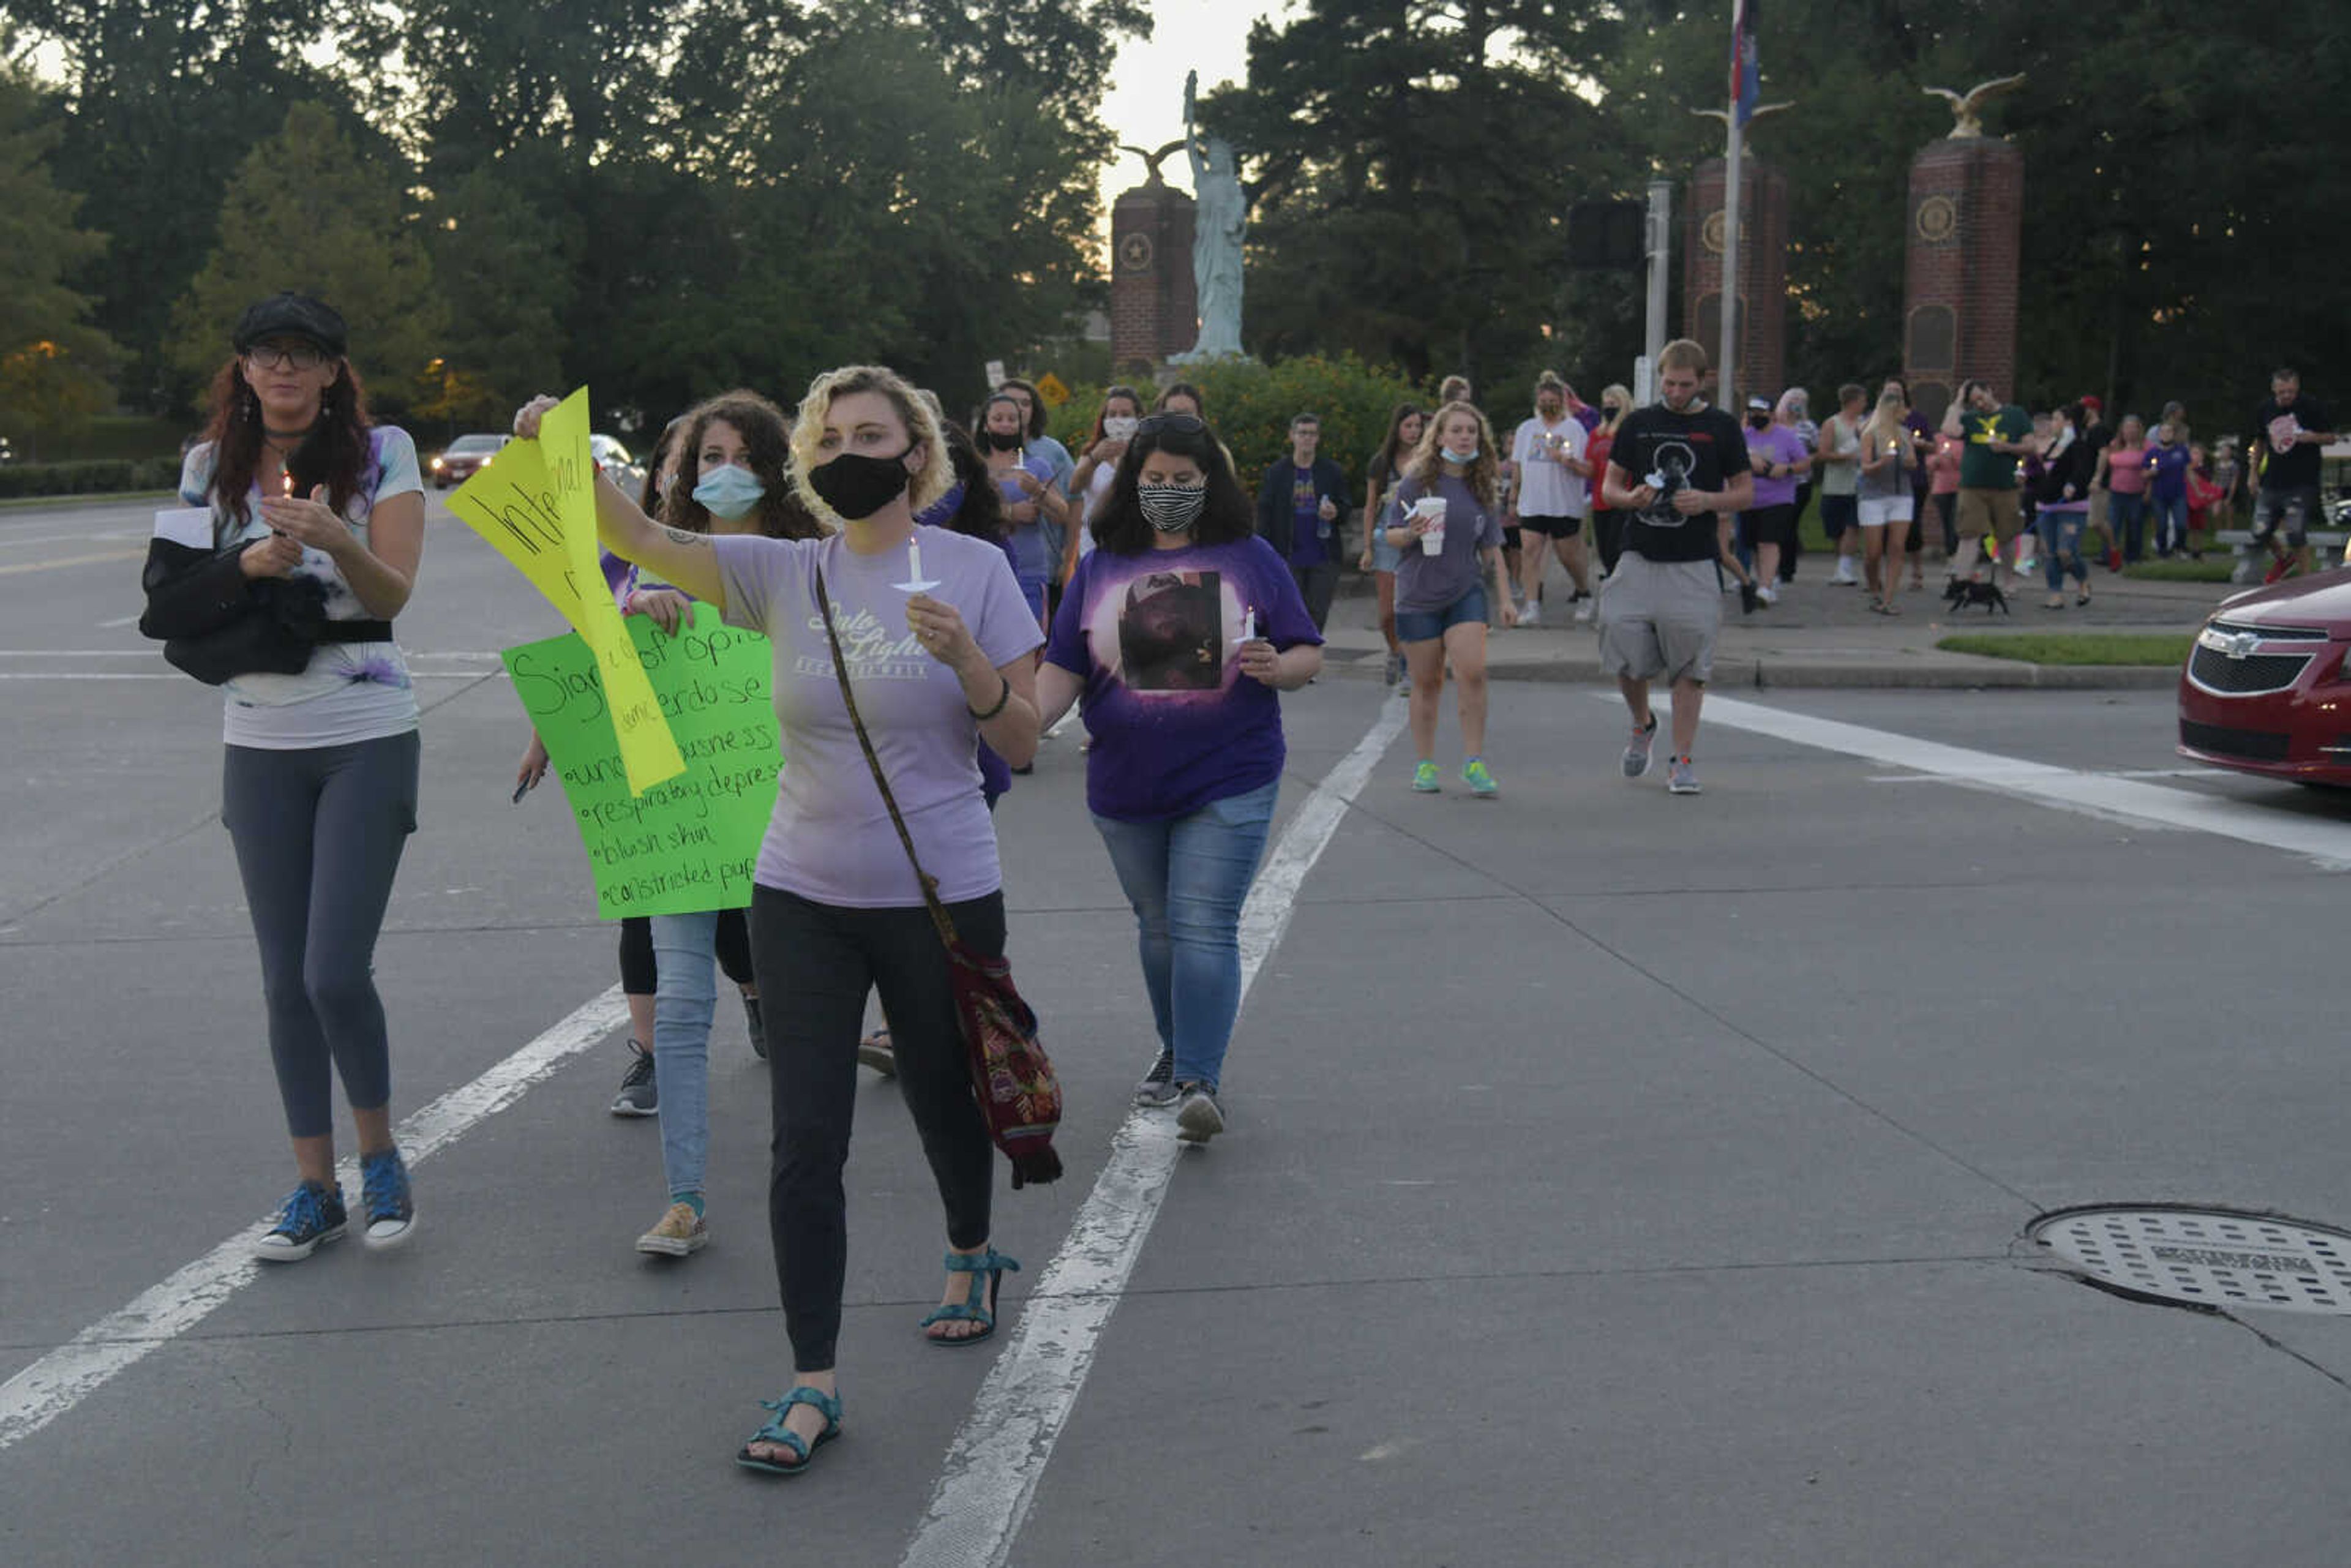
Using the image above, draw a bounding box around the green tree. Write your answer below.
[9,0,375,408]
[0,63,115,458]
[1204,0,1632,387]
[416,166,571,437]
[169,102,446,412]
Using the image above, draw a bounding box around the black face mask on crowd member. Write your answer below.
[1748,413,1771,430]
[806,448,915,520]
[982,428,1025,452]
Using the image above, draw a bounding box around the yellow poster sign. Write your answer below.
[447,389,684,794]
[1033,372,1070,408]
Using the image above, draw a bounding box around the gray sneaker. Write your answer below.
[1622,713,1659,778]
[1134,1049,1180,1108]
[1668,756,1701,795]
[610,1041,657,1117]
[1175,1084,1224,1144]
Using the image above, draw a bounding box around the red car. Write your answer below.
[2178,568,2351,784]
[429,433,509,489]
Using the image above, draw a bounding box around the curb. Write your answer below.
[1328,654,2181,692]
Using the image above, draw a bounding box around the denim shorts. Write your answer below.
[1395,584,1488,643]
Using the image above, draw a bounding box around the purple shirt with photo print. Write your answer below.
[1045,535,1321,822]
[713,530,1041,907]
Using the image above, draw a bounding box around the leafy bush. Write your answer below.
[1044,354,1429,497]
[0,457,181,498]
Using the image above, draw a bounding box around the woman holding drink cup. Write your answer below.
[1387,400,1517,797]
[517,364,1043,1476]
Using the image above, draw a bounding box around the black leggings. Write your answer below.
[617,910,753,996]
[751,883,1003,1372]
[222,732,419,1139]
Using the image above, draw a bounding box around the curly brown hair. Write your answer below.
[1404,400,1501,512]
[660,390,823,541]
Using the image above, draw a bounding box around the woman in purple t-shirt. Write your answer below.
[520,364,1044,1478]
[1037,413,1323,1144]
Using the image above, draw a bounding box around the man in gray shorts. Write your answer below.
[1597,339,1753,795]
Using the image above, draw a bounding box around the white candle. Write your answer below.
[1240,607,1257,642]
[907,538,923,584]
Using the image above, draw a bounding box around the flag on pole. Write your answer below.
[1730,0,1761,126]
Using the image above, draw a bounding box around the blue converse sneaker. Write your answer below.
[253,1180,347,1262]
[359,1147,416,1250]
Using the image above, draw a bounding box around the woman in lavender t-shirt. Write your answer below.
[519,364,1043,1478]
[1037,413,1323,1144]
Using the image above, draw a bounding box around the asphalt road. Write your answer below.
[6,492,2351,1566]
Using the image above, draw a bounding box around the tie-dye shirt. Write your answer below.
[1044,535,1321,822]
[174,426,424,749]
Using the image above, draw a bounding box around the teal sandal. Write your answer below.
[735,1386,841,1476]
[921,1248,1020,1347]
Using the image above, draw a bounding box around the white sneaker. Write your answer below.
[1517,601,1541,628]
[1755,583,1778,606]
[1830,563,1859,585]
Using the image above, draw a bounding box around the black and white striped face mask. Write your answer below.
[1136,483,1207,533]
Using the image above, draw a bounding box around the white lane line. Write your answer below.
[900,700,1411,1568]
[96,615,141,629]
[0,986,628,1453]
[1688,692,2351,868]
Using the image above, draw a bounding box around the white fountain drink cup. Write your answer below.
[1414,497,1447,555]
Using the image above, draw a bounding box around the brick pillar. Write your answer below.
[1681,156,1789,404]
[1111,183,1198,378]
[1901,138,2023,430]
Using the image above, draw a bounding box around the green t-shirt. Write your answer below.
[1957,404,2032,490]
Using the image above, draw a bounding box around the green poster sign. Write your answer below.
[504,604,779,919]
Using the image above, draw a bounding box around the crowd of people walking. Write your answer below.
[144,288,2334,1482]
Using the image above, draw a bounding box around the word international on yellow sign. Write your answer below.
[447,388,684,795]
[1032,372,1070,408]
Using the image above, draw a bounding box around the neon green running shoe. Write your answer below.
[1411,760,1441,793]
[1461,757,1499,798]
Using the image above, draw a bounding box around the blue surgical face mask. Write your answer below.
[692,463,765,520]
[1442,445,1477,464]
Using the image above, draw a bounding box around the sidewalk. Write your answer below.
[1319,559,2231,690]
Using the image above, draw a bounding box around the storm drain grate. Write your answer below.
[2028,1206,2351,1316]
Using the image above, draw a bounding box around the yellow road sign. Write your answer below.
[1033,372,1070,408]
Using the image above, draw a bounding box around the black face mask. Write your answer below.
[806,447,915,520]
[982,428,1025,452]
[1747,414,1771,430]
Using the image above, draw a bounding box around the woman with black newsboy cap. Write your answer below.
[142,291,429,1260]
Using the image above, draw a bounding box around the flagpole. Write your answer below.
[1719,1,1742,408]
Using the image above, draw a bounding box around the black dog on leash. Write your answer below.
[1943,577,2011,615]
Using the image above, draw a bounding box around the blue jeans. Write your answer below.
[651,910,728,1199]
[2108,491,2148,562]
[2038,506,2088,590]
[1090,779,1280,1091]
[2150,492,2188,555]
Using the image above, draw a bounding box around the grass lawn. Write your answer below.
[1937,632,2194,667]
[2122,557,2236,583]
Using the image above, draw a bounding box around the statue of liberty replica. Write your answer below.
[1172,69,1247,362]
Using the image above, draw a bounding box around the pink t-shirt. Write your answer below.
[2105,443,2149,494]
[1929,433,1962,495]
[714,530,1042,908]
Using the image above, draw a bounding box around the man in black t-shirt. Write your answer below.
[1597,339,1754,797]
[2247,367,2339,581]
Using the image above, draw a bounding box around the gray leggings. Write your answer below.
[222,732,419,1139]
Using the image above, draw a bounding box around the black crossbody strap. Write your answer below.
[812,569,961,949]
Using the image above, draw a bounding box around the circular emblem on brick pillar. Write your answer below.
[1914,195,1958,244]
[1119,232,1155,271]
[1701,211,1725,255]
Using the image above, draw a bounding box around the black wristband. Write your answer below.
[967,673,1012,722]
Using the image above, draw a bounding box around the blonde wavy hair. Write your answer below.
[1406,399,1501,512]
[789,363,952,522]
[1859,388,1911,471]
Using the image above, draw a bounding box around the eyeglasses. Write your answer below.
[247,342,327,372]
[1137,413,1206,435]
